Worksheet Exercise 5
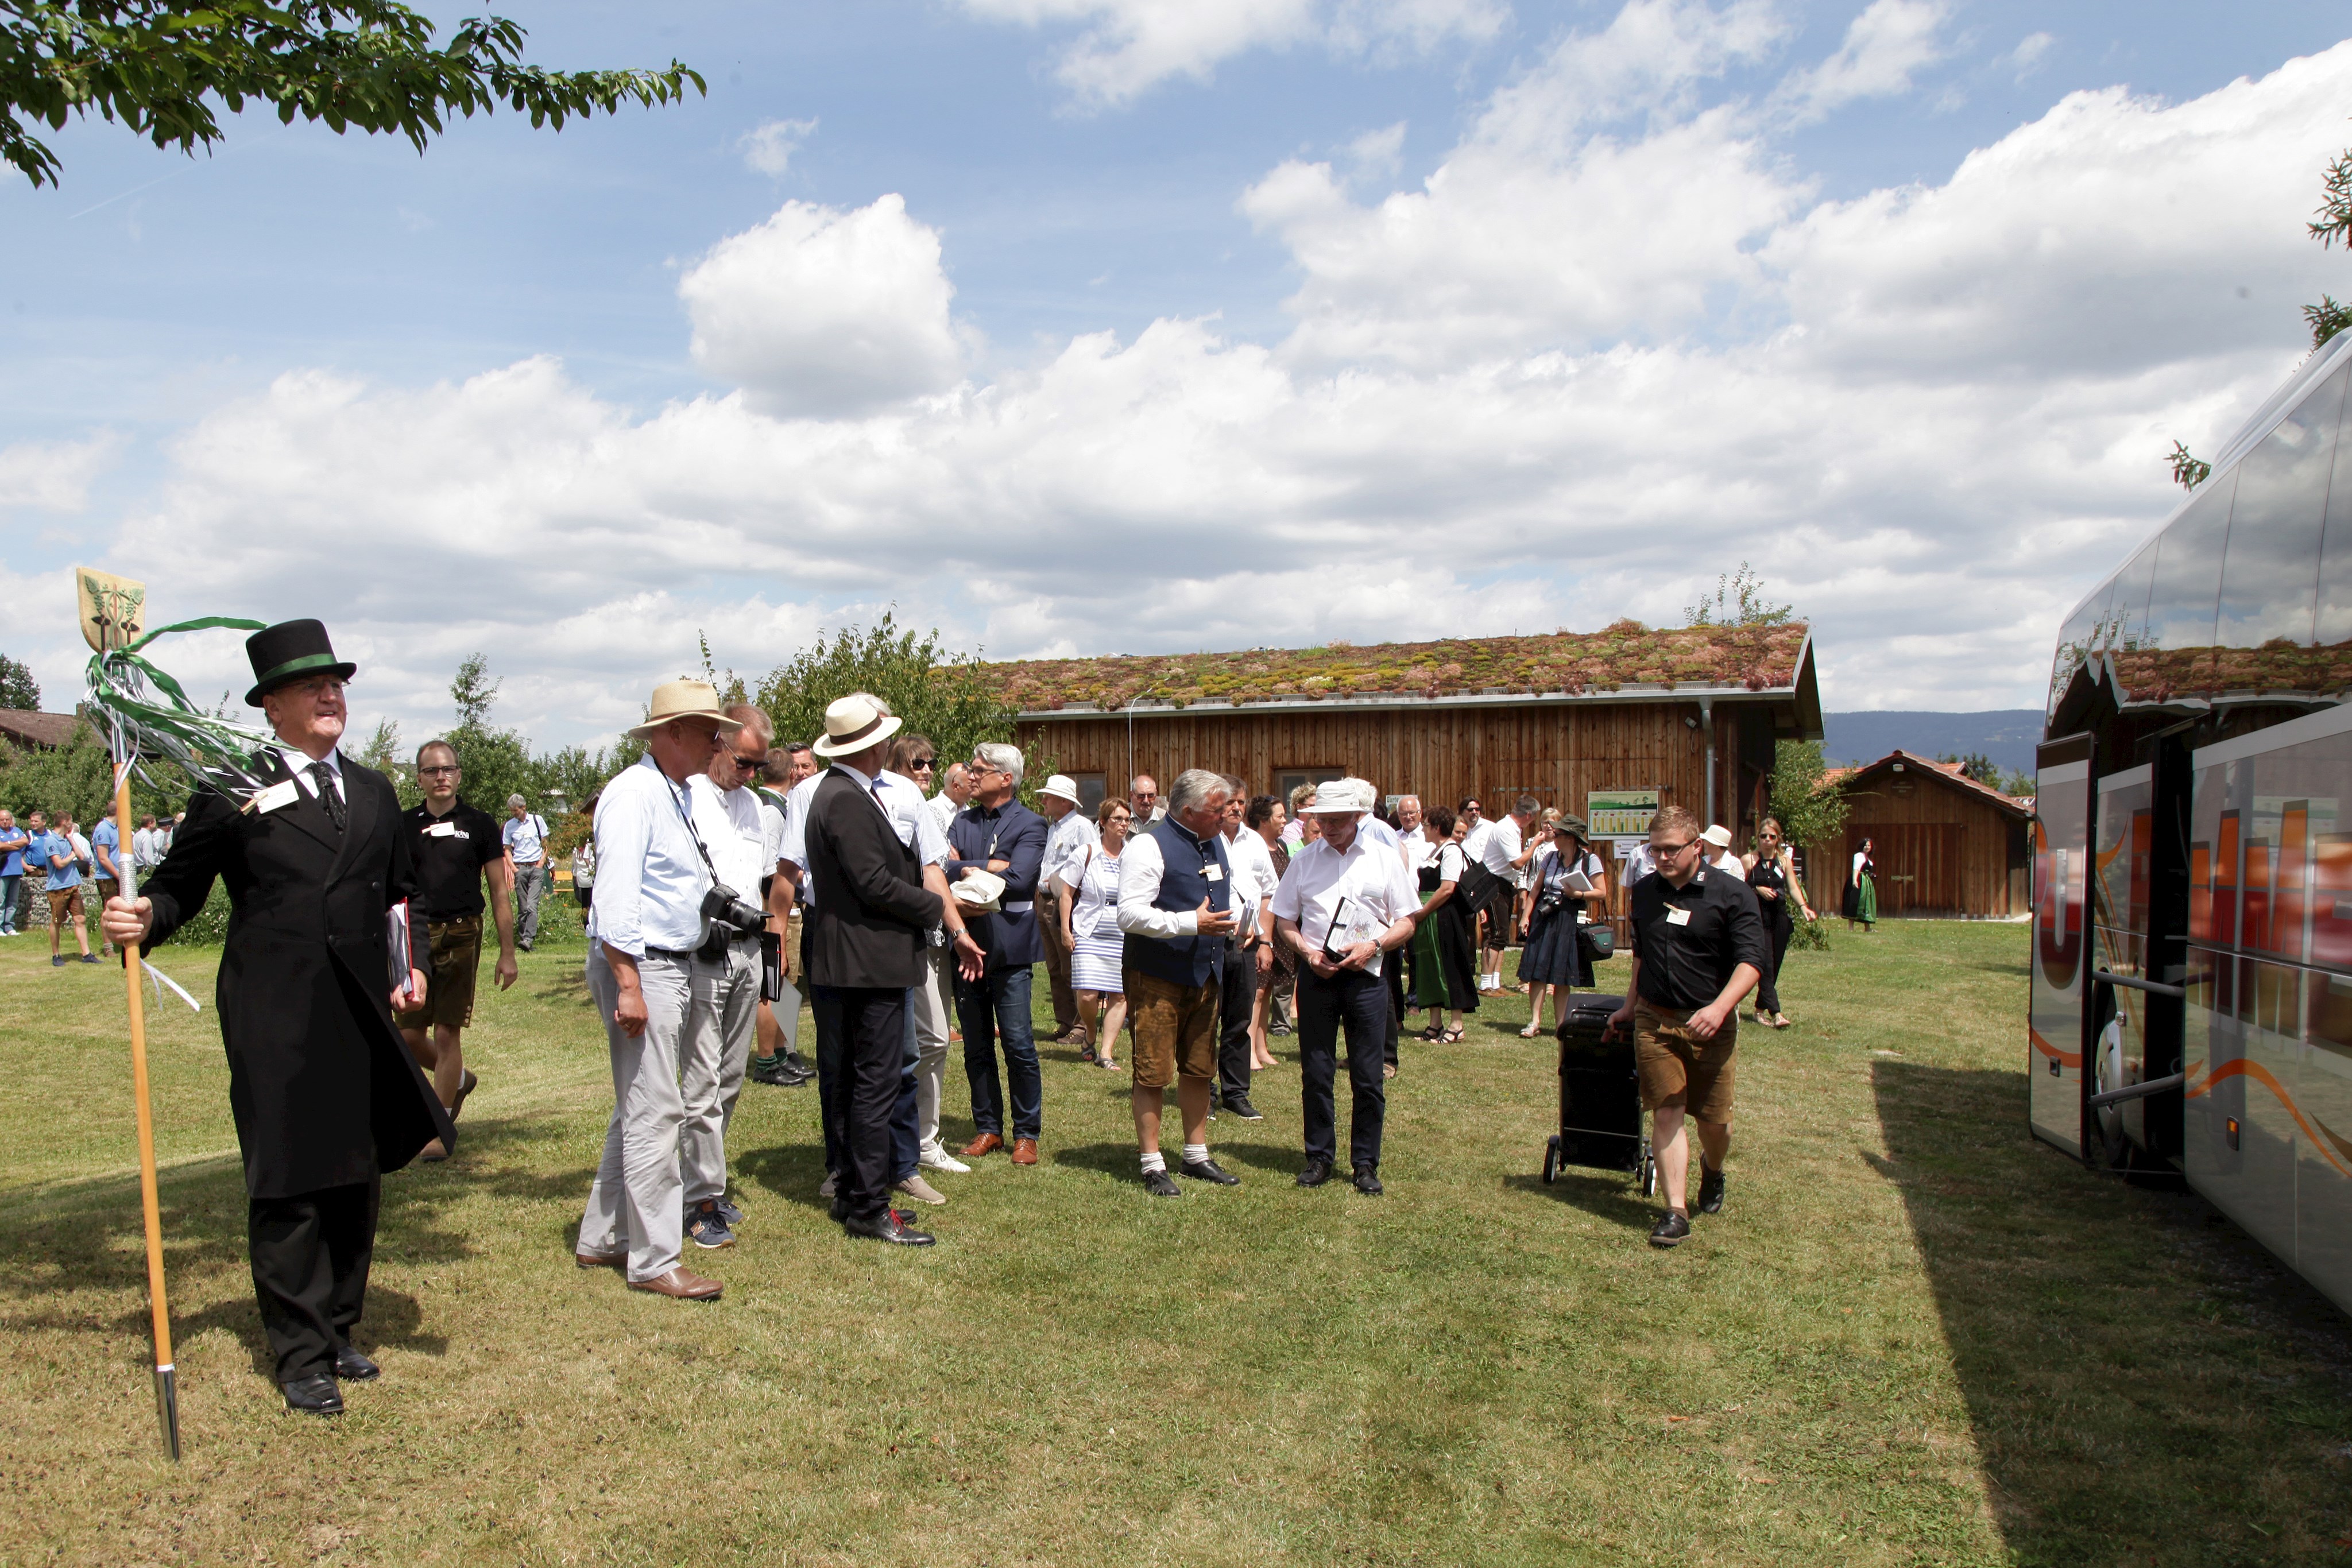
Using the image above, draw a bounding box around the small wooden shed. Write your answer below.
[1814,750,2031,919]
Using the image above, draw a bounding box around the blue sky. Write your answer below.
[5,1,2351,746]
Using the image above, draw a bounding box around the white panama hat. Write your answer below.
[1301,779,1375,815]
[1700,823,1734,849]
[626,679,744,741]
[810,694,904,757]
[1038,773,1083,805]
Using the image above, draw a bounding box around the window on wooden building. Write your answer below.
[1274,766,1344,803]
[1067,773,1107,815]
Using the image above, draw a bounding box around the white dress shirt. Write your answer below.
[1398,830,1436,874]
[688,773,770,897]
[1714,849,1747,880]
[1270,831,1419,979]
[592,755,715,958]
[1222,825,1280,934]
[926,790,961,836]
[782,764,943,912]
[1041,808,1101,895]
[1357,815,1401,850]
[1479,814,1523,878]
[1622,841,1657,885]
[276,745,345,802]
[1461,819,1494,865]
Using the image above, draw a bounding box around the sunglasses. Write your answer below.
[907,756,937,770]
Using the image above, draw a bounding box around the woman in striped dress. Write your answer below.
[1060,798,1133,1070]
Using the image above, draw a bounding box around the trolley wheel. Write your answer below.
[1542,1134,1561,1184]
[1637,1140,1657,1198]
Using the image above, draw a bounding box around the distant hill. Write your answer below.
[1821,710,2044,775]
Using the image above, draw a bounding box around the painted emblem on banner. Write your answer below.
[76,567,147,653]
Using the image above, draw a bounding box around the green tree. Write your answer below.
[1937,750,2001,785]
[0,653,38,710]
[1684,562,1794,628]
[0,723,111,826]
[1769,738,1848,952]
[3,2,703,188]
[751,612,1024,797]
[434,651,533,818]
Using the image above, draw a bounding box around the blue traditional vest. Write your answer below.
[1123,815,1232,988]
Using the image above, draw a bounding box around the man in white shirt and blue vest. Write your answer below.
[1116,768,1244,1196]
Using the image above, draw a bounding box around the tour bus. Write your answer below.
[2038,327,2352,1317]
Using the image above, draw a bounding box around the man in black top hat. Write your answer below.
[105,620,448,1416]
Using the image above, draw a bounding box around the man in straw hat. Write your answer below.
[1034,772,1097,1048]
[1270,779,1421,1195]
[803,694,981,1244]
[572,679,744,1300]
[105,620,448,1415]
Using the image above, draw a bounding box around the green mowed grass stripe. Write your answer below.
[2,923,2347,1566]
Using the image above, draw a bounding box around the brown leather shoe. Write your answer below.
[1011,1136,1038,1166]
[961,1132,1003,1158]
[575,1248,627,1270]
[628,1267,722,1300]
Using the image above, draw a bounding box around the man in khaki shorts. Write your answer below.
[1608,805,1767,1248]
[397,740,519,1159]
[1115,769,1244,1196]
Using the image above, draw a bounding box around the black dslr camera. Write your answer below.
[698,880,767,959]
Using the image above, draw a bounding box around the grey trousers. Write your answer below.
[680,940,760,1208]
[910,942,954,1149]
[513,862,546,946]
[579,948,692,1283]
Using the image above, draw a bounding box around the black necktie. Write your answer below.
[311,762,345,833]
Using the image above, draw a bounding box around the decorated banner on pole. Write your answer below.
[77,568,270,1461]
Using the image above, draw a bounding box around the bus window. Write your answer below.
[2311,832,2352,973]
[2213,363,2343,655]
[2141,473,2241,688]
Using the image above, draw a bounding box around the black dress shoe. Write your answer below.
[830,1197,849,1223]
[1351,1166,1383,1195]
[1221,1094,1264,1121]
[332,1345,379,1381]
[1142,1168,1182,1197]
[1650,1210,1692,1248]
[1697,1166,1726,1215]
[282,1373,343,1415]
[844,1210,935,1246]
[1180,1157,1240,1186]
[1297,1157,1333,1187]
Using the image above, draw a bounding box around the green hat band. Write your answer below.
[253,652,346,688]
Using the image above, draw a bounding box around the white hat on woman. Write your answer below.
[810,694,904,757]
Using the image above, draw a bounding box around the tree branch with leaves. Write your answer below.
[2,1,703,188]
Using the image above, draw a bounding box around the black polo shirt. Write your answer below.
[1628,864,1771,1011]
[403,798,504,921]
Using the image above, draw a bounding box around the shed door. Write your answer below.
[1848,823,1963,914]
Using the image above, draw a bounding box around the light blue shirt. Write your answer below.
[38,831,82,890]
[0,824,26,877]
[502,810,549,866]
[91,819,119,878]
[589,756,713,959]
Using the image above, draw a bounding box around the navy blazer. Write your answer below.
[947,798,1048,971]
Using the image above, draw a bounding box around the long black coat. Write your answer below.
[143,750,454,1198]
[804,768,941,991]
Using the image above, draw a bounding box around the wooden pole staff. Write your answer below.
[78,567,179,1461]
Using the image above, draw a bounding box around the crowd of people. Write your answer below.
[1,805,179,964]
[93,617,1816,1412]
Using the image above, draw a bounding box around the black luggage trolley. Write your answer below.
[1541,993,1655,1195]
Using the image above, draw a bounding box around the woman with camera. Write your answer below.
[1517,816,1609,1039]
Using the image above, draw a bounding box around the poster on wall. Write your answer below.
[1588,787,1661,856]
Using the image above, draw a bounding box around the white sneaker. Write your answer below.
[919,1142,971,1174]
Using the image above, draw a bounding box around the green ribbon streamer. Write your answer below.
[84,615,281,806]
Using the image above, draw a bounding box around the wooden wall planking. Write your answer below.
[1808,768,2028,918]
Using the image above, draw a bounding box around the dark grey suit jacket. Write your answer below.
[803,768,941,990]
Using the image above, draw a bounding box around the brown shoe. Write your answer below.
[418,1137,449,1163]
[961,1132,1004,1158]
[450,1068,480,1121]
[575,1248,627,1270]
[1011,1137,1039,1166]
[628,1267,722,1300]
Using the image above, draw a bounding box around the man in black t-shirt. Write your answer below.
[397,739,519,1158]
[1608,804,1768,1249]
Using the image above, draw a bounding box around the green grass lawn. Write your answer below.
[2,920,2349,1566]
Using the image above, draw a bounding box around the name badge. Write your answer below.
[425,822,457,838]
[1204,865,1224,881]
[1666,907,1692,927]
[252,780,299,815]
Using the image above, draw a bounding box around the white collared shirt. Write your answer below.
[1042,808,1101,893]
[687,773,770,897]
[1117,823,1214,941]
[782,764,941,911]
[1270,830,1419,979]
[276,745,345,802]
[1221,825,1279,930]
[1479,815,1523,877]
[1398,829,1435,873]
[591,755,714,958]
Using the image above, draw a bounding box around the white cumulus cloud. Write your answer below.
[1773,0,1950,125]
[678,193,969,418]
[0,433,120,512]
[738,117,819,176]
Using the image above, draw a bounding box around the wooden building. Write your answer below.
[984,624,1823,905]
[1813,750,2030,919]
[0,710,83,752]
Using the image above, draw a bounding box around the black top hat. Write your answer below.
[243,620,357,707]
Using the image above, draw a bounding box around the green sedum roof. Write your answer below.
[985,622,1811,714]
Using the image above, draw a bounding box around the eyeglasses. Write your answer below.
[419,765,459,777]
[1653,839,1697,858]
